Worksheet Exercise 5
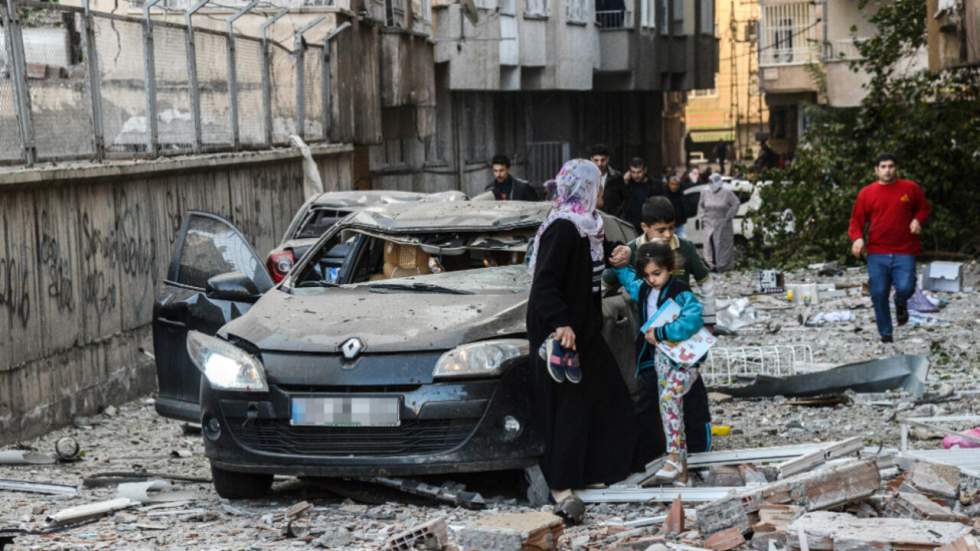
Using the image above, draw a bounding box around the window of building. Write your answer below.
[659,0,668,33]
[699,0,713,35]
[760,1,818,65]
[566,0,589,23]
[525,0,548,17]
[599,0,631,27]
[671,0,683,33]
[636,0,655,28]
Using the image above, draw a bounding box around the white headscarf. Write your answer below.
[528,159,605,275]
[709,172,724,192]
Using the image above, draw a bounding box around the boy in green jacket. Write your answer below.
[604,196,717,462]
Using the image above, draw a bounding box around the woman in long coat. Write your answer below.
[526,159,638,523]
[698,173,741,271]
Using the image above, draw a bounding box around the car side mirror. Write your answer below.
[206,272,260,302]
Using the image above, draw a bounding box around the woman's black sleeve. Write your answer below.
[530,222,575,332]
[603,239,623,260]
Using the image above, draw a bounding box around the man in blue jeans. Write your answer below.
[848,154,931,343]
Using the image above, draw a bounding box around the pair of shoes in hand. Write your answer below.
[539,335,582,384]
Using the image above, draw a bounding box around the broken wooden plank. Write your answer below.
[787,511,971,551]
[696,459,880,536]
[0,478,78,496]
[776,436,863,478]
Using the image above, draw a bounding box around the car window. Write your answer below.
[294,232,358,285]
[295,208,350,239]
[175,215,272,290]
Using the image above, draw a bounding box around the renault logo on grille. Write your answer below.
[340,338,364,360]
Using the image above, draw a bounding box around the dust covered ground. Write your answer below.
[2,263,978,550]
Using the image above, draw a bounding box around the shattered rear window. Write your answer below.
[295,208,351,239]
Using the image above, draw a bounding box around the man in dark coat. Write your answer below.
[588,143,621,212]
[487,154,538,201]
[603,157,664,232]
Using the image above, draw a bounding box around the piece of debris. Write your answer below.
[787,511,971,550]
[938,534,980,551]
[382,517,448,550]
[170,449,192,458]
[721,355,929,400]
[524,465,551,507]
[313,526,354,548]
[0,478,78,496]
[882,491,969,523]
[575,486,736,504]
[703,527,745,551]
[54,437,81,462]
[363,476,485,510]
[776,436,863,478]
[663,496,684,534]
[924,261,963,292]
[46,498,137,526]
[456,512,562,551]
[282,501,313,539]
[785,395,851,408]
[697,459,880,535]
[116,480,198,504]
[0,450,57,465]
[900,461,961,500]
[83,471,212,488]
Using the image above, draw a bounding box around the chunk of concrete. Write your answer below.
[902,461,961,500]
[787,511,971,550]
[883,491,969,523]
[703,527,745,551]
[456,511,563,551]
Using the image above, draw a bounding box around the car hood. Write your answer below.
[220,266,531,353]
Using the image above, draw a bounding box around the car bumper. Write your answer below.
[201,362,542,477]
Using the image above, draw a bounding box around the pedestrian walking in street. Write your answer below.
[681,167,701,223]
[527,159,638,524]
[664,176,689,237]
[698,172,741,272]
[611,241,705,484]
[589,143,622,211]
[487,154,538,201]
[848,153,930,343]
[604,197,715,466]
[603,157,664,232]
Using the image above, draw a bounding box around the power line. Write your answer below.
[716,18,821,64]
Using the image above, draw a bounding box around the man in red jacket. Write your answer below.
[848,154,931,343]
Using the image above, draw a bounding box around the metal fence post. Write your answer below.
[260,9,287,147]
[143,0,162,157]
[185,0,210,152]
[3,0,37,165]
[226,0,257,150]
[322,22,350,142]
[81,0,105,161]
[293,16,326,141]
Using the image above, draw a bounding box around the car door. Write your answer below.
[152,212,273,422]
[598,213,642,399]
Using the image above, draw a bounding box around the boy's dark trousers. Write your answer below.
[632,367,712,469]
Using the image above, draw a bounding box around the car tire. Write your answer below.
[211,464,273,499]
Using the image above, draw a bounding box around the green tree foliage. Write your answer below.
[750,0,980,265]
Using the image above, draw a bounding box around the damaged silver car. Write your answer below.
[152,200,639,498]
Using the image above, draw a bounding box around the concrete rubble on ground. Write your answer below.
[0,264,978,550]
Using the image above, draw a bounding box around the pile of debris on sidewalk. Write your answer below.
[558,436,980,551]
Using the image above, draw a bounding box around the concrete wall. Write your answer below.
[0,145,354,445]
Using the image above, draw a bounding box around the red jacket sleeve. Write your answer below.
[912,182,930,224]
[848,188,867,242]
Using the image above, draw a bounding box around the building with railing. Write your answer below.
[422,0,718,193]
[756,0,926,158]
[684,0,768,170]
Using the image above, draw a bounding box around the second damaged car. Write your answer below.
[153,201,638,498]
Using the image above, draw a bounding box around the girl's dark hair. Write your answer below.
[635,241,675,274]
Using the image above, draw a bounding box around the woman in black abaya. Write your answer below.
[526,159,638,523]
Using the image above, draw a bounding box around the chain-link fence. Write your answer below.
[0,0,335,166]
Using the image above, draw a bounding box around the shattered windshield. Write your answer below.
[293,228,535,289]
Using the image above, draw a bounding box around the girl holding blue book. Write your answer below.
[614,241,705,484]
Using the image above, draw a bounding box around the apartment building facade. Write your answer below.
[755,0,927,158]
[685,0,768,168]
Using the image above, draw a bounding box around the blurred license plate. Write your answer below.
[290,397,400,427]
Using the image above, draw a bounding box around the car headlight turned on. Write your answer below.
[186,331,269,392]
[432,339,529,379]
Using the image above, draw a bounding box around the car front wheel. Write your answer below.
[210,463,273,499]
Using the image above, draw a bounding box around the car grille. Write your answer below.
[227,418,479,457]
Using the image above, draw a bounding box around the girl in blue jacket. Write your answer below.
[614,241,704,484]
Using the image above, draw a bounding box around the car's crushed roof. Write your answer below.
[343,201,552,233]
[311,190,467,208]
